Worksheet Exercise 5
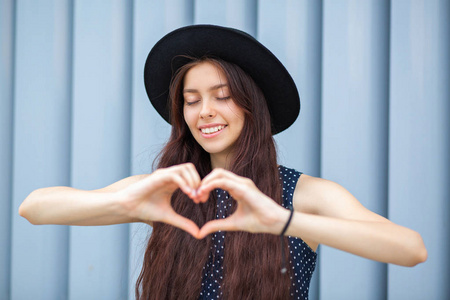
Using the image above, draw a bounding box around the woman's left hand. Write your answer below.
[195,168,290,239]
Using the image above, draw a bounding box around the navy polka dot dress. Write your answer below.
[199,166,317,299]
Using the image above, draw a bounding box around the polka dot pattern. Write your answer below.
[199,166,317,300]
[279,166,317,300]
[199,189,229,299]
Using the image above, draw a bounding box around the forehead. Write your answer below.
[183,61,227,88]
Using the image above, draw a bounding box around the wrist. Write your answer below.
[265,205,291,235]
[280,206,294,236]
[113,191,142,222]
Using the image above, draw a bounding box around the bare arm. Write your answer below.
[287,175,428,267]
[19,175,148,226]
[19,163,203,238]
[284,212,426,266]
[196,169,428,267]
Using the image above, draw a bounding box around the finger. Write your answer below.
[198,218,237,239]
[175,167,198,202]
[184,163,201,190]
[170,173,196,198]
[181,164,202,202]
[163,211,200,238]
[199,177,247,203]
[151,168,190,194]
[169,163,201,202]
[197,169,230,202]
[199,169,251,201]
[176,164,198,192]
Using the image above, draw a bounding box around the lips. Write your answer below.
[198,124,227,138]
[200,125,226,134]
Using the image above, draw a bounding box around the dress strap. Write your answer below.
[278,165,302,208]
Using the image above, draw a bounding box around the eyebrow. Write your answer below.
[183,83,228,94]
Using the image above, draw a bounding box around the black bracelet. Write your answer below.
[280,205,294,274]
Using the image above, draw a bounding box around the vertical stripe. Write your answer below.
[11,0,72,299]
[165,0,194,32]
[194,0,227,25]
[0,0,15,298]
[388,0,450,298]
[321,0,389,299]
[225,0,257,36]
[68,0,132,299]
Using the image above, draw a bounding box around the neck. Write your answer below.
[210,153,232,170]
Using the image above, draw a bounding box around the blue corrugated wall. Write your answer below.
[1,0,448,299]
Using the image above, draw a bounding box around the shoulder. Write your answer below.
[278,165,336,197]
[293,174,389,222]
[291,173,339,215]
[296,174,344,200]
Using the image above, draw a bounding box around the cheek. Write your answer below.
[183,109,197,133]
[183,107,191,125]
[228,105,245,127]
[236,112,246,135]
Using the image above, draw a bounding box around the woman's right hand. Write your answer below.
[118,163,201,237]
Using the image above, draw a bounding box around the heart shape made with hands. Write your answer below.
[164,178,238,240]
[137,164,286,240]
[126,165,233,239]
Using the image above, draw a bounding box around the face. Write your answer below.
[182,62,245,164]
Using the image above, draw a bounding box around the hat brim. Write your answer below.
[144,24,300,134]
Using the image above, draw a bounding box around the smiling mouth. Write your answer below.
[200,125,226,134]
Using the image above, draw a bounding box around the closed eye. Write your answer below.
[185,100,200,106]
[216,96,231,101]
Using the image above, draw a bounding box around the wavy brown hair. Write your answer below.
[136,57,291,299]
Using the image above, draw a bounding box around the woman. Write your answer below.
[19,25,427,300]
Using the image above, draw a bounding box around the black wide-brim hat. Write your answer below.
[144,24,300,134]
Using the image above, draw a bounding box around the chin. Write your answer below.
[200,144,232,156]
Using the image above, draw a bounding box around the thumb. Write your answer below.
[198,218,237,239]
[163,211,200,238]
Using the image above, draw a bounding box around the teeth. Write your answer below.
[201,125,225,134]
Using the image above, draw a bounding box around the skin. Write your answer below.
[19,61,428,267]
[182,62,245,169]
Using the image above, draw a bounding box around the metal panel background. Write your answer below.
[321,1,389,299]
[68,0,132,299]
[0,0,15,298]
[10,1,72,299]
[388,0,450,299]
[1,0,448,299]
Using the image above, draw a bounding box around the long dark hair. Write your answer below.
[136,57,291,299]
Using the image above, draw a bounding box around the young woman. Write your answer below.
[19,25,427,300]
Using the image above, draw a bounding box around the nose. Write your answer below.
[199,99,216,119]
